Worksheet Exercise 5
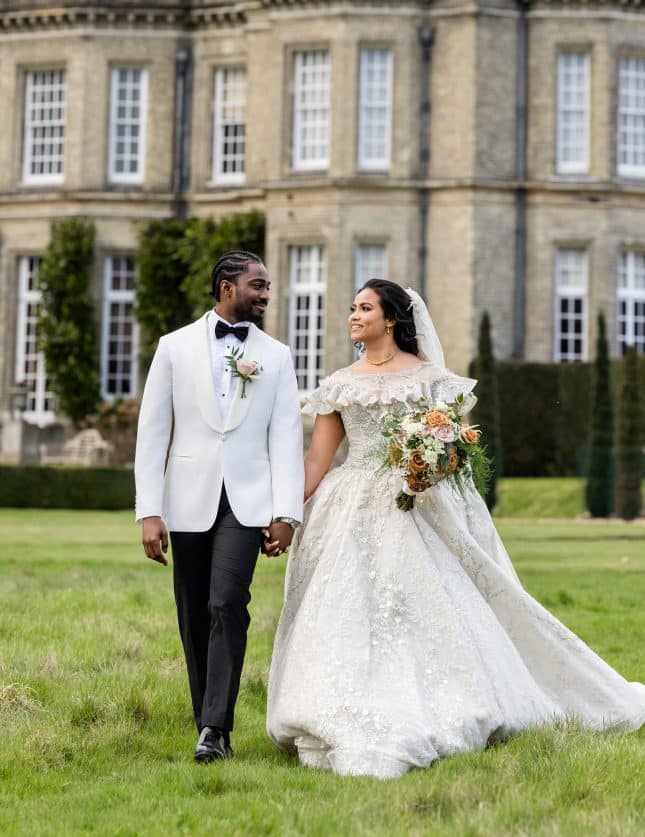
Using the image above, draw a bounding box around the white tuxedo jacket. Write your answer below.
[135,313,304,531]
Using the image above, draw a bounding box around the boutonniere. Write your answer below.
[225,346,262,398]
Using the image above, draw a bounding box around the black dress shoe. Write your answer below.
[194,727,232,763]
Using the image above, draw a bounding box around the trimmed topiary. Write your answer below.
[615,346,643,520]
[585,313,614,517]
[471,312,501,510]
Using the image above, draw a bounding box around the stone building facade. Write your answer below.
[1,0,645,459]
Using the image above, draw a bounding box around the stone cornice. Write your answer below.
[0,2,252,32]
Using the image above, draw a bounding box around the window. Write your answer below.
[22,69,66,184]
[618,57,645,177]
[358,49,392,170]
[617,251,645,355]
[554,248,588,362]
[354,243,387,291]
[556,52,590,174]
[212,68,246,183]
[101,256,139,398]
[108,67,148,183]
[293,50,331,170]
[289,245,326,391]
[14,256,54,424]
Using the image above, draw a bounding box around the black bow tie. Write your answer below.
[215,321,249,342]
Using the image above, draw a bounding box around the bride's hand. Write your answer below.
[261,521,294,557]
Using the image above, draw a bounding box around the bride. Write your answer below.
[266,279,645,779]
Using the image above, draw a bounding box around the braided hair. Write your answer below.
[358,279,419,356]
[211,250,263,300]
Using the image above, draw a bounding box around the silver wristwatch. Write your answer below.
[273,516,301,530]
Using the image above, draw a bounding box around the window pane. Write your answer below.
[293,51,331,170]
[15,256,54,423]
[213,68,247,182]
[23,70,66,183]
[109,67,147,183]
[618,57,645,177]
[354,243,387,291]
[556,53,589,174]
[102,256,139,398]
[554,248,588,361]
[358,49,392,170]
[617,250,645,355]
[288,245,326,390]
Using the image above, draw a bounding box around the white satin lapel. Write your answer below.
[225,324,263,432]
[193,313,225,433]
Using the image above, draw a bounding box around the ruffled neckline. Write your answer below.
[302,363,477,416]
[339,362,432,379]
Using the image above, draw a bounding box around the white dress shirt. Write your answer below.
[207,310,253,419]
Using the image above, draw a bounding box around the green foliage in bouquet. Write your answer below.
[585,313,614,517]
[37,218,101,425]
[379,395,491,512]
[615,345,643,520]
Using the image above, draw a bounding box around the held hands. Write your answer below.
[142,516,169,565]
[261,521,294,558]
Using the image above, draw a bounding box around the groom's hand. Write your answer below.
[261,522,294,557]
[142,516,169,565]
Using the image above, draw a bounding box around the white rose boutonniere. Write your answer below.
[225,347,262,398]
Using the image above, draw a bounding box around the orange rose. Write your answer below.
[408,451,427,474]
[425,411,451,427]
[406,473,429,493]
[460,426,479,445]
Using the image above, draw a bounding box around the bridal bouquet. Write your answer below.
[380,394,490,511]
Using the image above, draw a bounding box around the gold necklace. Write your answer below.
[366,352,396,366]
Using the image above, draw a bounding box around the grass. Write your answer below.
[495,476,645,518]
[0,506,644,836]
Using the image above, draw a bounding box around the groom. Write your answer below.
[134,250,304,762]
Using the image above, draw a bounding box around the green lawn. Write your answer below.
[1,508,644,836]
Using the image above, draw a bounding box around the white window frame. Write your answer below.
[22,69,67,185]
[617,56,645,178]
[617,250,645,355]
[14,256,55,425]
[554,248,588,362]
[556,52,590,175]
[212,67,247,185]
[293,50,331,171]
[108,67,148,185]
[354,243,388,291]
[101,255,140,399]
[288,245,326,392]
[358,48,393,171]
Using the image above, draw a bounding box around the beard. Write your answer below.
[234,300,264,325]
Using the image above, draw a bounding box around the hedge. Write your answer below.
[0,466,134,510]
[497,357,645,476]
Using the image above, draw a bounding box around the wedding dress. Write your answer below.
[266,362,645,779]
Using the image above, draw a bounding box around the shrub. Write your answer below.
[615,346,643,520]
[81,399,139,466]
[135,211,266,363]
[37,218,101,424]
[585,314,614,517]
[135,219,195,364]
[0,466,133,510]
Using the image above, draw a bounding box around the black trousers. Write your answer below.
[170,486,263,733]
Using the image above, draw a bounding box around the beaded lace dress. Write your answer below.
[266,363,645,779]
